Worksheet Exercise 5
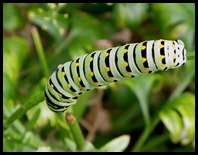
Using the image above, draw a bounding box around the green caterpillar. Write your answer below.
[44,39,187,113]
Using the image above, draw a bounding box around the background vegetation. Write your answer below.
[3,3,195,152]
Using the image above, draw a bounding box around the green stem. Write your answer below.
[168,63,195,102]
[31,27,50,77]
[3,93,44,132]
[65,112,86,150]
[136,94,150,127]
[131,115,160,152]
[141,133,169,152]
[187,51,195,61]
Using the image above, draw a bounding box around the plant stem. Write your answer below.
[31,26,50,77]
[168,62,195,102]
[141,133,169,152]
[187,51,195,60]
[131,115,160,152]
[65,112,86,150]
[3,93,44,132]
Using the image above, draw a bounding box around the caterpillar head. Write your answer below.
[167,40,187,69]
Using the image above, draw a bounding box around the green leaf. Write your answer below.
[114,3,149,28]
[160,109,183,143]
[28,5,69,42]
[3,119,46,152]
[3,36,29,104]
[72,90,94,121]
[160,93,195,145]
[3,3,25,31]
[3,36,29,84]
[99,134,130,152]
[151,3,195,49]
[36,146,52,152]
[25,109,41,131]
[26,100,56,128]
[64,138,98,152]
[3,100,26,135]
[81,141,98,152]
[64,138,77,152]
[141,133,169,152]
[120,74,160,126]
[55,11,105,58]
[3,73,16,102]
[19,131,47,151]
[152,3,194,32]
[3,89,45,132]
[169,60,195,101]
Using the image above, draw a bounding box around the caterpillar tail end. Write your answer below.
[45,99,77,114]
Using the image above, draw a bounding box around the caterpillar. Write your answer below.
[44,39,187,113]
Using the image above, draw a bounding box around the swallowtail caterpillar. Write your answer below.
[44,39,186,113]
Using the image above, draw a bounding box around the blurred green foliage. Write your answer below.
[3,3,195,152]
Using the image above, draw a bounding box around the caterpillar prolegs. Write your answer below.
[44,39,187,113]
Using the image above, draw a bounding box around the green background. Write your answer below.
[3,3,195,152]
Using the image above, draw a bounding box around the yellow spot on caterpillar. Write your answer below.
[159,55,165,60]
[90,57,93,62]
[123,49,128,53]
[68,98,73,101]
[162,64,166,68]
[141,45,146,50]
[50,84,54,88]
[142,58,147,63]
[170,64,174,68]
[51,105,57,108]
[145,68,150,71]
[67,84,71,89]
[105,67,110,72]
[173,55,177,59]
[95,82,99,87]
[82,87,87,91]
[105,53,109,57]
[90,72,94,76]
[127,72,132,76]
[172,44,175,48]
[59,94,62,98]
[124,61,128,67]
[110,77,115,81]
[78,77,81,82]
[75,63,79,67]
[160,44,164,49]
[74,92,78,95]
[62,72,65,76]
